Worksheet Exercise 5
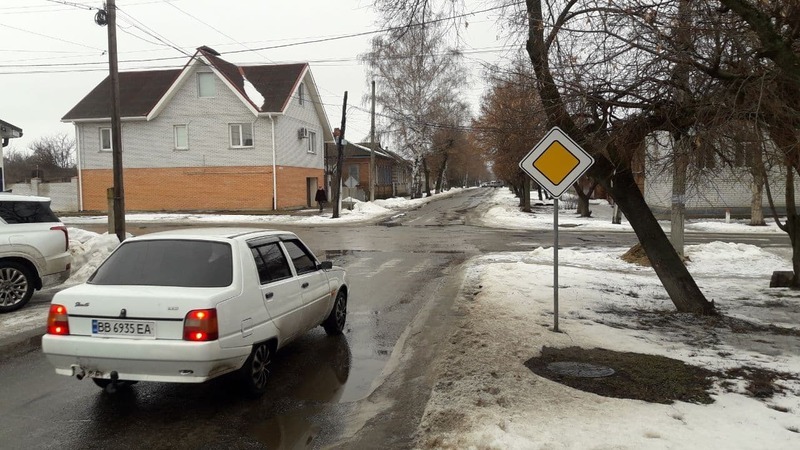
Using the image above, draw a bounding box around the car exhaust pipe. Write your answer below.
[105,371,120,394]
[71,364,85,380]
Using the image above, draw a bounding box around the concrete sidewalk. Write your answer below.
[0,302,50,359]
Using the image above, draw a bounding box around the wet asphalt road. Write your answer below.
[0,189,791,449]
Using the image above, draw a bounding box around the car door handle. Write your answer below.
[301,282,309,288]
[265,292,274,299]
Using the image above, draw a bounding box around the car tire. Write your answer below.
[0,261,36,313]
[239,342,273,398]
[322,290,347,335]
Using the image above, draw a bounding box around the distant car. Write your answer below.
[42,228,348,397]
[0,194,71,313]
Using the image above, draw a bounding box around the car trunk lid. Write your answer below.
[56,284,237,340]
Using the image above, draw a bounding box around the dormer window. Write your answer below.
[198,72,216,97]
[298,83,305,106]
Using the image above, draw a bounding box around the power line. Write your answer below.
[0,22,105,52]
[115,6,193,57]
[43,0,96,11]
[161,0,276,64]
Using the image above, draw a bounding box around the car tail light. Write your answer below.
[47,304,70,335]
[183,309,218,341]
[51,225,69,252]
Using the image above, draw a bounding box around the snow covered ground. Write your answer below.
[7,187,800,449]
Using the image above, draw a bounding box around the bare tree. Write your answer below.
[3,133,76,184]
[29,133,75,170]
[473,57,548,212]
[360,18,468,198]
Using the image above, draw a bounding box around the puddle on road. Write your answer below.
[249,407,322,449]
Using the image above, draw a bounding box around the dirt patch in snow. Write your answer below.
[525,346,799,405]
[621,243,690,267]
[524,346,717,404]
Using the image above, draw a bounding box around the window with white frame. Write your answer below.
[197,72,216,97]
[298,82,305,105]
[174,124,188,150]
[307,130,317,154]
[100,127,112,151]
[230,123,254,147]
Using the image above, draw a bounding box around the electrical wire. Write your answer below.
[161,0,276,64]
[1,1,522,70]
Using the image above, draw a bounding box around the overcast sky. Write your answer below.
[1,0,518,152]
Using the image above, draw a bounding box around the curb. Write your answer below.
[0,326,45,361]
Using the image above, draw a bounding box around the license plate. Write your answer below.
[92,319,156,338]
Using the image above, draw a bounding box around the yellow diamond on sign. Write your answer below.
[519,127,594,198]
[533,141,580,185]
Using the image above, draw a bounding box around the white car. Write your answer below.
[0,194,71,312]
[42,228,348,397]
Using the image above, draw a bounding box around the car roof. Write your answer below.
[0,193,52,202]
[128,227,288,241]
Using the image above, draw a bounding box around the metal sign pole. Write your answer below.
[519,127,594,334]
[554,197,559,332]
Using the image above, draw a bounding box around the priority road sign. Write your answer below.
[519,127,594,198]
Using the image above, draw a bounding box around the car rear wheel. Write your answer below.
[0,261,35,313]
[240,342,272,398]
[322,290,347,335]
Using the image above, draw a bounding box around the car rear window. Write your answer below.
[89,239,233,287]
[0,200,60,224]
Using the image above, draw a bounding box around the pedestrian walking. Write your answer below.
[315,185,327,212]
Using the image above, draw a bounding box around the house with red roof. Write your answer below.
[62,46,333,212]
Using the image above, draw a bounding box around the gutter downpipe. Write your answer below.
[74,123,84,211]
[269,115,277,210]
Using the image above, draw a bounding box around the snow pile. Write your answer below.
[66,229,123,285]
[242,75,265,110]
[414,246,800,449]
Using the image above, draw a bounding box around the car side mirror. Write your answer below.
[319,261,333,270]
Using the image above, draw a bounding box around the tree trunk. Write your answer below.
[434,153,447,194]
[783,164,800,287]
[522,176,532,213]
[422,157,431,197]
[526,0,714,314]
[670,135,689,258]
[575,179,597,217]
[750,147,766,225]
[608,169,715,314]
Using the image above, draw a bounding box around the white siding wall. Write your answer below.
[77,63,278,170]
[274,73,326,170]
[8,178,79,212]
[644,131,800,213]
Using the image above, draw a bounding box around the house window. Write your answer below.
[100,127,112,151]
[174,125,188,150]
[307,131,316,154]
[198,72,216,97]
[230,123,254,148]
[379,165,392,184]
[347,165,359,184]
[298,83,305,106]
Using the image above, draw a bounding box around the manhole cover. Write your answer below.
[546,361,616,378]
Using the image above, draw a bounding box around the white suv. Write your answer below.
[0,194,71,312]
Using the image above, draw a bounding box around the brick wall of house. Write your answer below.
[80,166,323,211]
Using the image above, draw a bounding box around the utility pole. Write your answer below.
[333,92,347,219]
[369,80,376,202]
[100,0,126,242]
